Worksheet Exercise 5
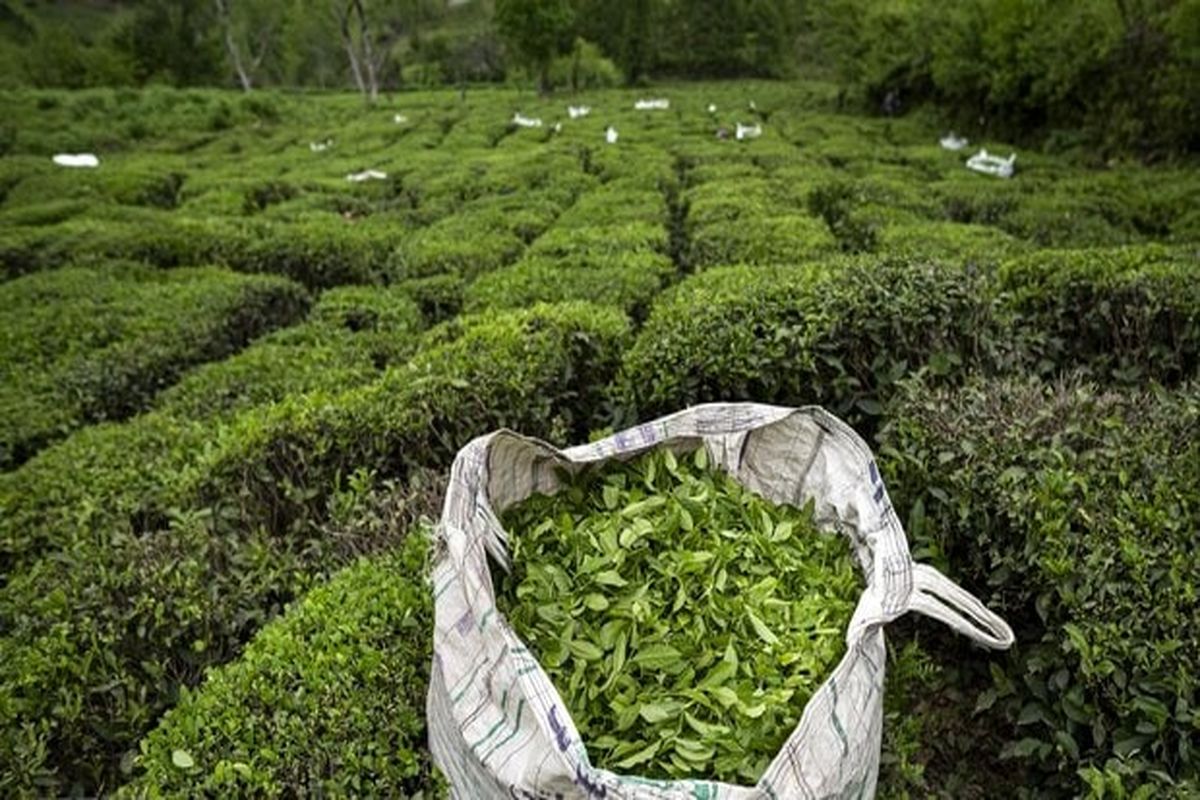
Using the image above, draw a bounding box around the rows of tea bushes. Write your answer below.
[0,263,307,468]
[100,242,1200,798]
[0,298,627,795]
[1,84,1198,797]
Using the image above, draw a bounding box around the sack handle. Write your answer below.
[909,563,1015,650]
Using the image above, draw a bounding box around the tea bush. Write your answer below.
[1,284,425,572]
[0,302,627,795]
[999,244,1200,385]
[119,530,439,799]
[464,251,674,317]
[615,257,994,429]
[879,376,1200,796]
[0,264,308,468]
[688,215,837,268]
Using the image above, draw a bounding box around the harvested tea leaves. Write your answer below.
[495,447,860,784]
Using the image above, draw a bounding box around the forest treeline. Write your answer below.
[1,0,1196,155]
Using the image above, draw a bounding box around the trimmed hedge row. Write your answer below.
[998,244,1200,385]
[0,215,408,289]
[186,302,629,534]
[1,284,423,576]
[878,376,1200,796]
[0,264,309,469]
[554,182,668,229]
[688,215,837,268]
[119,530,439,799]
[155,285,425,422]
[529,221,669,259]
[0,302,628,796]
[614,257,993,429]
[878,221,1030,264]
[464,251,674,318]
[389,210,527,282]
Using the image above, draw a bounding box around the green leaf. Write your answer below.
[612,739,660,769]
[593,570,627,587]
[171,749,195,770]
[747,611,779,646]
[569,641,604,661]
[631,644,682,670]
[638,703,676,723]
[583,593,610,611]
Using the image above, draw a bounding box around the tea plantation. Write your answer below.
[0,82,1197,798]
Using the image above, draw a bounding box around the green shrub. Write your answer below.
[686,178,779,228]
[233,220,403,288]
[614,257,994,429]
[878,220,1029,263]
[464,251,673,317]
[999,244,1200,384]
[190,302,630,532]
[529,221,668,259]
[0,166,186,211]
[999,194,1131,248]
[0,198,93,227]
[155,286,425,422]
[118,530,439,798]
[242,180,300,214]
[933,177,1025,226]
[389,211,525,281]
[806,179,881,253]
[0,265,309,469]
[0,215,402,289]
[394,272,465,324]
[556,183,666,230]
[0,302,627,796]
[688,215,837,268]
[878,376,1200,796]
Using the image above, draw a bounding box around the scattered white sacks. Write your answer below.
[346,169,388,182]
[310,138,333,152]
[940,133,969,151]
[735,122,762,141]
[568,105,591,119]
[634,98,669,110]
[707,103,718,114]
[512,113,543,128]
[394,113,409,124]
[966,149,1016,178]
[605,126,618,144]
[52,153,99,168]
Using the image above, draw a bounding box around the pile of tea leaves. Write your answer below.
[495,447,861,784]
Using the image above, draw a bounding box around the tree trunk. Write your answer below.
[214,0,253,91]
[352,0,379,103]
[337,0,368,96]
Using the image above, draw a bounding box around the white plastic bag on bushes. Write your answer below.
[428,403,1014,799]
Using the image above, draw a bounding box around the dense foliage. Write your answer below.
[119,527,441,798]
[0,263,307,467]
[811,0,1200,156]
[879,377,1200,797]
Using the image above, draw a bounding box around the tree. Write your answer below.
[213,0,286,90]
[110,0,225,85]
[494,0,574,93]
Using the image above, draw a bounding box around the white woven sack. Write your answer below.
[428,403,1014,799]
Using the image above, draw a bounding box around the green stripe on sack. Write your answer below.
[481,699,526,762]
